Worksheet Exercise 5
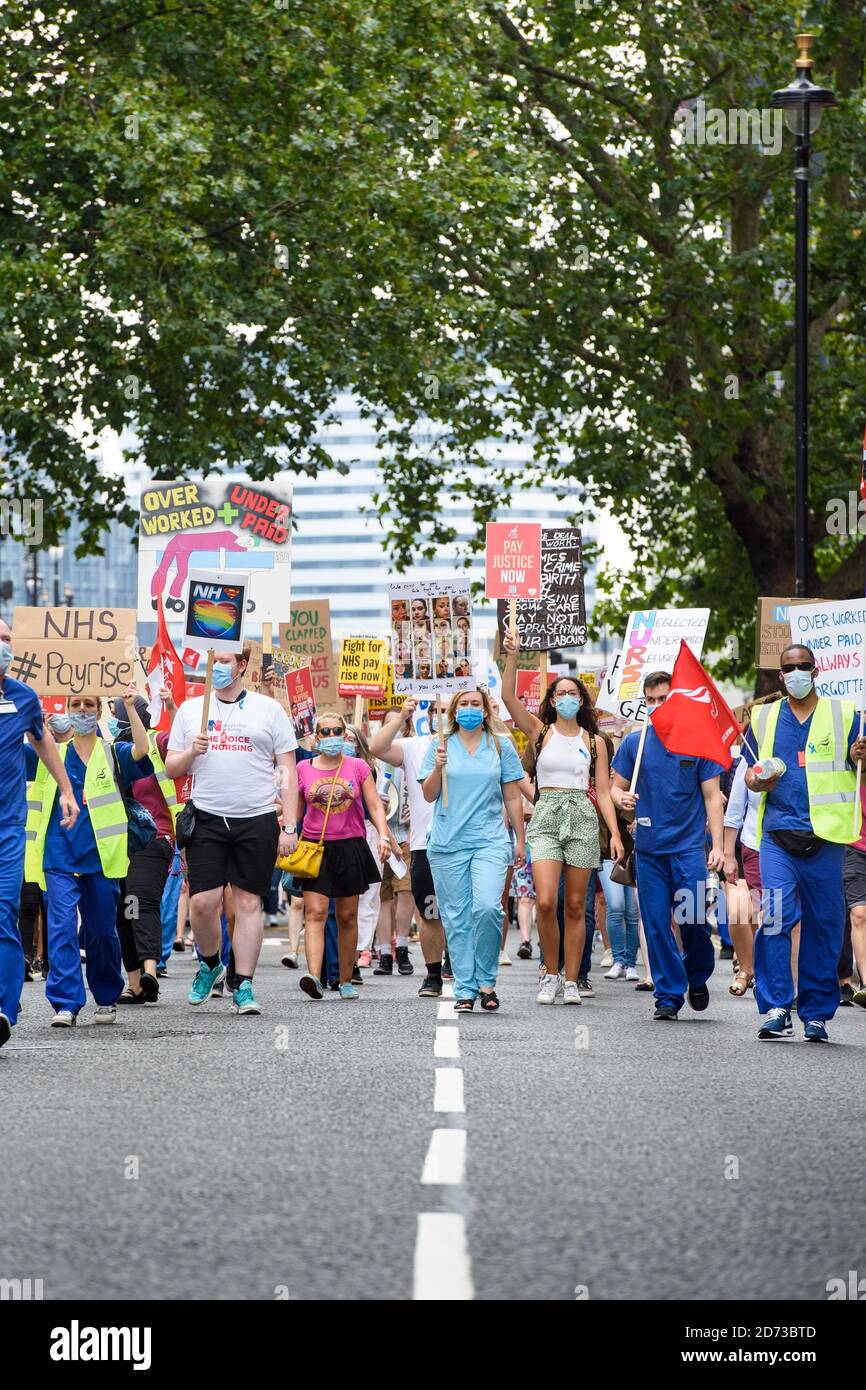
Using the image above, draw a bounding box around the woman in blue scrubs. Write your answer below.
[420,689,526,1011]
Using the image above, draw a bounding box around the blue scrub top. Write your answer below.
[612,725,722,856]
[25,737,148,875]
[419,730,524,854]
[0,677,44,827]
[743,701,859,834]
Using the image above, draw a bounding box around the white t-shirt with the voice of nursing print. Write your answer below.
[168,689,297,818]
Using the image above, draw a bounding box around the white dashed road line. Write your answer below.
[421,1127,467,1185]
[433,1066,465,1113]
[413,1213,474,1300]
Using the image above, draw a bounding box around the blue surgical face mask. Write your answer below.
[107,716,123,738]
[783,669,813,700]
[49,714,72,736]
[455,707,484,731]
[212,661,235,690]
[318,736,345,757]
[555,694,581,720]
[0,641,12,673]
[69,711,99,735]
[341,741,356,756]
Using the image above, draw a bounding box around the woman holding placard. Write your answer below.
[502,631,624,1005]
[420,689,526,1012]
[295,711,391,1001]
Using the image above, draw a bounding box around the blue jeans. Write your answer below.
[600,859,639,968]
[159,846,184,968]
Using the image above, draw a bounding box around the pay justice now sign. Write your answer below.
[485,522,542,599]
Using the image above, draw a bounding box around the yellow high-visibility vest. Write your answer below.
[24,740,128,889]
[146,729,181,830]
[752,697,861,846]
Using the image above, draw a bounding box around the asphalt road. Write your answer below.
[2,931,863,1302]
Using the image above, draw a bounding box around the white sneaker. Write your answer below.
[599,950,614,969]
[625,966,640,982]
[281,952,298,969]
[499,950,512,966]
[604,962,626,980]
[51,1010,76,1028]
[562,980,582,1005]
[536,971,561,1005]
[94,1005,116,1025]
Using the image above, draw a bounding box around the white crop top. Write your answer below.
[535,726,592,790]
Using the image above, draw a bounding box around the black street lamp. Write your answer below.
[771,34,836,598]
[50,544,64,607]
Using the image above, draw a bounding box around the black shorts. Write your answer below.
[186,808,280,899]
[843,844,866,909]
[300,836,380,899]
[410,848,440,922]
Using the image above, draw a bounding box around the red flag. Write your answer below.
[147,593,186,734]
[650,641,741,769]
[860,423,866,505]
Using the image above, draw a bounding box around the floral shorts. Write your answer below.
[526,790,600,869]
[511,846,535,900]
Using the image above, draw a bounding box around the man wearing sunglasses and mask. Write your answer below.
[744,644,866,1043]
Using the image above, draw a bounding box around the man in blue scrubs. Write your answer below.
[611,670,725,1021]
[744,644,866,1043]
[0,618,79,1049]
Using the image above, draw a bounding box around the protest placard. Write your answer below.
[485,522,542,599]
[516,668,557,717]
[496,527,586,651]
[278,600,338,708]
[787,598,866,700]
[338,637,389,698]
[137,474,292,627]
[285,665,317,739]
[755,597,811,667]
[10,607,137,697]
[596,609,710,723]
[41,696,67,717]
[390,578,475,697]
[367,663,397,721]
[182,571,249,655]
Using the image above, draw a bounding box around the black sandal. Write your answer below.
[479,990,500,1011]
[140,973,159,1003]
[118,988,144,1005]
[454,998,474,1012]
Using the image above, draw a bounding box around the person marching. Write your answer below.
[744,644,866,1042]
[0,620,80,1048]
[420,688,526,1012]
[295,710,391,1000]
[24,690,144,1027]
[165,643,299,1016]
[502,633,623,1005]
[112,686,180,1005]
[611,671,725,1022]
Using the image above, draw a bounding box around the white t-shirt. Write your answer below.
[168,689,298,818]
[399,735,435,852]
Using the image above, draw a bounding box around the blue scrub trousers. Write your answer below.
[0,824,26,1026]
[428,844,511,1000]
[756,837,844,1022]
[635,849,715,1011]
[44,870,124,1014]
[159,848,184,968]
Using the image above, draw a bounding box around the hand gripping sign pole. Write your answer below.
[436,693,449,809]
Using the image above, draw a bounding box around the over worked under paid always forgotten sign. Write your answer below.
[10,607,137,697]
[788,599,866,699]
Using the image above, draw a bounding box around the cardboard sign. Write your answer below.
[516,668,557,717]
[137,474,292,627]
[285,665,317,739]
[244,639,290,713]
[485,521,542,599]
[10,607,137,697]
[755,597,811,668]
[338,636,389,697]
[496,528,586,651]
[390,577,475,697]
[279,600,338,709]
[183,570,249,654]
[596,609,710,724]
[787,598,866,700]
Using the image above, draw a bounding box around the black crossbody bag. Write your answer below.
[769,828,823,858]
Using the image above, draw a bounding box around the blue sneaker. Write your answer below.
[232,980,261,1015]
[187,962,226,1006]
[339,982,359,1000]
[758,1007,793,1040]
[804,1019,829,1043]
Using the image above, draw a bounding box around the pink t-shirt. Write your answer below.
[298,755,371,841]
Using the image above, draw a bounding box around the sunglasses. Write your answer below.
[781,662,813,673]
[317,726,345,737]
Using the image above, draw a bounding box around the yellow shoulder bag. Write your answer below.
[277,758,344,879]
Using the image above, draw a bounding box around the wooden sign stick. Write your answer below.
[539,650,548,690]
[436,693,448,809]
[353,693,364,727]
[509,595,517,640]
[199,649,215,737]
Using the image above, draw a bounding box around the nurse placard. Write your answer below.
[182,570,250,655]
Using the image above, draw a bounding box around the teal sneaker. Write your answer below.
[187,962,226,1006]
[299,974,324,1000]
[232,980,262,1015]
[339,982,359,1000]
